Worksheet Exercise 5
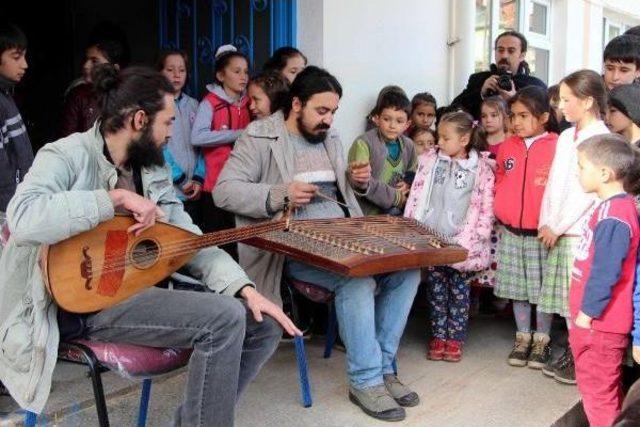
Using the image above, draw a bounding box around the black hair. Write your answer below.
[495,30,528,53]
[94,65,175,134]
[625,25,640,38]
[0,22,27,55]
[263,46,307,73]
[155,49,189,72]
[282,66,342,118]
[578,133,640,195]
[561,69,608,119]
[439,110,488,153]
[87,22,130,67]
[603,34,640,68]
[249,71,290,113]
[547,84,560,103]
[373,91,411,117]
[89,38,128,68]
[213,46,249,86]
[509,86,558,133]
[411,92,437,112]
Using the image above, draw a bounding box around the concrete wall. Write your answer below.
[297,0,451,147]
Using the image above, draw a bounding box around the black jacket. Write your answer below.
[451,63,547,119]
[0,77,33,211]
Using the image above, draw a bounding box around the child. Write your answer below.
[349,91,417,215]
[365,85,407,131]
[0,22,33,230]
[262,46,307,84]
[480,96,508,157]
[492,86,558,368]
[247,71,289,119]
[191,44,250,258]
[59,38,126,137]
[570,134,640,426]
[547,84,571,133]
[603,34,640,91]
[404,111,495,362]
[538,69,610,384]
[607,83,640,146]
[409,127,436,155]
[409,92,437,132]
[157,49,205,226]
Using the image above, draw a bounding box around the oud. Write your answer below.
[41,216,286,313]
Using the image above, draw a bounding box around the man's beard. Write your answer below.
[497,59,511,72]
[297,115,330,144]
[126,126,165,169]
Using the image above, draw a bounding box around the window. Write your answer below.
[603,17,623,47]
[475,0,492,72]
[474,0,550,83]
[158,0,297,96]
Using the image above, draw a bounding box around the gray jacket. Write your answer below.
[0,122,252,412]
[213,111,363,304]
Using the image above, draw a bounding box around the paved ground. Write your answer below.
[0,310,581,426]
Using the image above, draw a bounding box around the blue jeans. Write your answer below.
[285,260,420,389]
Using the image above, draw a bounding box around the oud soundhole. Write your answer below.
[130,239,160,269]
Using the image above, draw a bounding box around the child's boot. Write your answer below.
[507,331,532,367]
[527,332,551,369]
[553,346,576,385]
[427,338,446,360]
[443,340,463,362]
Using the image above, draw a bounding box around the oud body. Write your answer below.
[42,216,199,313]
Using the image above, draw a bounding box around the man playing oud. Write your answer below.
[0,65,298,426]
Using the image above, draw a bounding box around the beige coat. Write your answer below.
[214,111,363,304]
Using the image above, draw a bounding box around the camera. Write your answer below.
[496,70,513,91]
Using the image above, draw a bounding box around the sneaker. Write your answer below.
[348,384,406,422]
[543,346,568,377]
[527,332,551,370]
[443,340,463,362]
[383,374,420,407]
[427,338,446,360]
[507,332,532,367]
[553,347,577,385]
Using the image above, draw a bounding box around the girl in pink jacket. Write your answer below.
[405,111,495,362]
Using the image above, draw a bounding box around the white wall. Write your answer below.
[297,0,450,147]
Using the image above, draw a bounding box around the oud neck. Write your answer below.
[190,221,284,251]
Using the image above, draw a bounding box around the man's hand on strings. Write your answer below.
[287,181,318,207]
[108,189,165,235]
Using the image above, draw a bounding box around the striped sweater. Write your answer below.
[0,76,33,211]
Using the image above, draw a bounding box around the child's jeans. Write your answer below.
[427,266,473,342]
[569,326,628,427]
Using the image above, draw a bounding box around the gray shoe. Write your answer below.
[383,374,420,407]
[349,384,406,422]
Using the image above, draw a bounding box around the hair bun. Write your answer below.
[214,44,237,59]
[92,63,119,94]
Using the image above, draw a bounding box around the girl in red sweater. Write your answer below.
[492,86,558,369]
[191,45,251,258]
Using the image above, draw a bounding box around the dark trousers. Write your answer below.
[84,287,281,427]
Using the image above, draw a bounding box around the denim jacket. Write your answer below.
[0,122,253,412]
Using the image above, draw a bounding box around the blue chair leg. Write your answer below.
[137,379,152,427]
[323,302,338,359]
[24,411,37,427]
[293,335,313,407]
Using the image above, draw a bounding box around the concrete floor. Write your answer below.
[0,311,581,426]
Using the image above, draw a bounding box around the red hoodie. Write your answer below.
[201,91,251,192]
[494,132,557,230]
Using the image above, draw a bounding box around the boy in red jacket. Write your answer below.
[570,133,640,427]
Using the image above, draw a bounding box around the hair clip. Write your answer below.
[215,44,237,59]
[472,120,479,129]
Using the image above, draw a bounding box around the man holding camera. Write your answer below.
[451,30,547,119]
